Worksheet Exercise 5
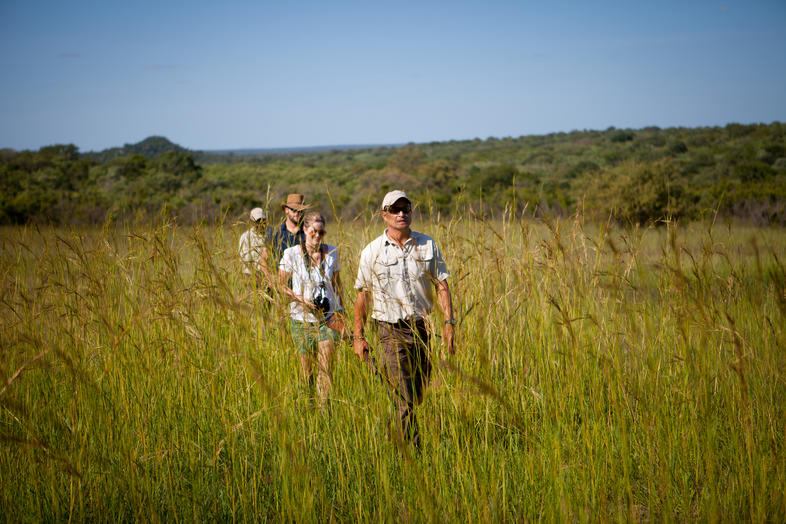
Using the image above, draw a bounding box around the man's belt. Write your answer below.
[377,317,425,329]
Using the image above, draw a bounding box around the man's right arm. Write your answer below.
[239,233,255,272]
[259,246,273,284]
[352,290,371,358]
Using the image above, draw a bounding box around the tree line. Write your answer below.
[2,122,785,226]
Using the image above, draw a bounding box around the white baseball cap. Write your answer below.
[381,190,410,210]
[250,207,266,221]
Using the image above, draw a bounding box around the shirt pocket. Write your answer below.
[372,254,399,290]
[411,244,433,280]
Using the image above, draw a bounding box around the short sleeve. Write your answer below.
[354,247,372,291]
[279,248,294,273]
[431,242,450,282]
[238,233,248,259]
[331,247,340,273]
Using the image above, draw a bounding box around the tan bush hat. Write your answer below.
[250,207,266,222]
[280,194,312,211]
[381,190,410,210]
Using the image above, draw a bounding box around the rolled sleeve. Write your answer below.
[354,248,372,291]
[239,236,249,262]
[238,233,250,261]
[431,242,450,282]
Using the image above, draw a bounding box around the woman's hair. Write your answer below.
[302,211,325,231]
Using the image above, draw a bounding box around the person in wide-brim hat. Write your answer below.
[280,194,312,212]
[273,193,312,264]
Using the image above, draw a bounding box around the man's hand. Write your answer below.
[442,323,455,356]
[353,336,371,359]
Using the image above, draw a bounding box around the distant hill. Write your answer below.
[86,136,194,162]
[206,143,400,156]
[82,136,401,164]
[84,136,394,164]
[3,123,784,226]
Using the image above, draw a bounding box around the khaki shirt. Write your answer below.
[239,227,272,275]
[354,230,450,323]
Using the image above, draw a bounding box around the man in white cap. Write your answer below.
[352,189,455,448]
[239,207,274,288]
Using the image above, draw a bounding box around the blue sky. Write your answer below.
[1,1,785,152]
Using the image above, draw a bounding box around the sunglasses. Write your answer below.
[286,206,304,213]
[309,228,326,236]
[386,205,411,215]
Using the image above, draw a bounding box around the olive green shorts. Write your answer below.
[290,318,339,355]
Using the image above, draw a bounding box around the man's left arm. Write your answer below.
[429,242,456,355]
[429,239,455,354]
[436,279,455,355]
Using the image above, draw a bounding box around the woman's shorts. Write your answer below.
[290,318,339,355]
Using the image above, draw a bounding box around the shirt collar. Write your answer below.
[383,229,414,248]
[280,221,301,235]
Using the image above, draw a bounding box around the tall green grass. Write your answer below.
[1,210,784,521]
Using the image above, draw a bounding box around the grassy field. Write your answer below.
[1,210,785,521]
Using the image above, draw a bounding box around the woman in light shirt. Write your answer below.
[278,211,345,406]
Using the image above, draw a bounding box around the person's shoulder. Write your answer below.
[240,228,254,245]
[411,231,444,257]
[370,231,389,246]
[324,244,340,261]
[410,230,435,245]
[360,232,386,255]
[281,244,300,260]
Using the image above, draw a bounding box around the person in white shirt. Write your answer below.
[239,207,273,288]
[352,190,455,447]
[279,211,345,407]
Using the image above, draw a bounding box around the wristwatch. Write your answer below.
[444,318,456,325]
